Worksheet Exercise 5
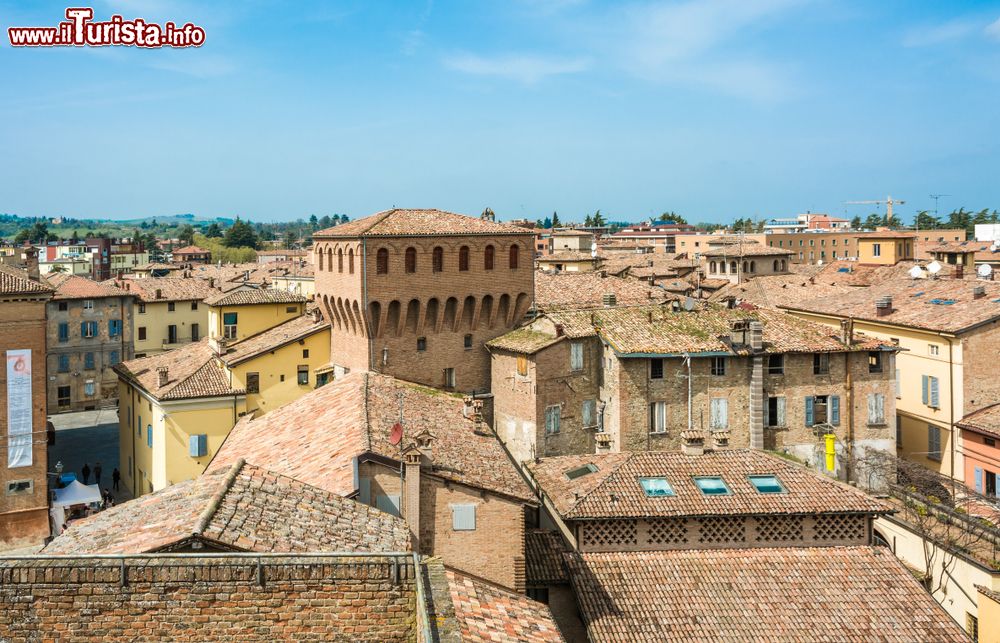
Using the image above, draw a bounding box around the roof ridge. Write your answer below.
[193,457,245,536]
[158,350,217,398]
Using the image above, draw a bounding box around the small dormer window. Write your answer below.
[565,463,598,480]
[748,475,785,494]
[694,476,731,496]
[639,477,675,497]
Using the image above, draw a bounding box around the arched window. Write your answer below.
[719,262,726,274]
[509,245,519,269]
[318,247,325,271]
[376,248,389,275]
[405,247,417,273]
[327,248,333,272]
[459,246,470,271]
[484,245,495,270]
[710,261,717,273]
[337,249,344,273]
[433,246,443,272]
[742,261,749,273]
[773,260,779,271]
[781,260,786,271]
[730,261,738,273]
[348,248,355,274]
[750,261,756,273]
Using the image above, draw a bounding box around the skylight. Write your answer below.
[910,291,924,297]
[565,463,598,480]
[639,477,675,497]
[748,475,786,494]
[928,299,956,305]
[693,476,731,496]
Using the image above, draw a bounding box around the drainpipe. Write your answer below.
[685,353,692,433]
[845,352,854,483]
[946,336,957,487]
[130,385,136,496]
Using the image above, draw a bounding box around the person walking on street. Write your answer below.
[112,468,120,492]
[81,463,91,485]
[94,462,102,486]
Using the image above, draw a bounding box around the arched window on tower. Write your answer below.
[459,246,470,271]
[710,261,717,273]
[349,248,355,274]
[318,248,325,271]
[338,249,344,273]
[376,248,389,275]
[484,245,495,270]
[405,247,417,273]
[433,246,443,272]
[509,245,519,269]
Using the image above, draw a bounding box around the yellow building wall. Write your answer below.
[208,301,305,342]
[271,276,315,297]
[160,402,241,488]
[857,238,913,265]
[133,300,209,357]
[787,311,963,479]
[979,590,1000,643]
[229,327,331,417]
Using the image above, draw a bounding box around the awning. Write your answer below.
[52,480,102,507]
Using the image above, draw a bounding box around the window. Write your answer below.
[109,350,120,366]
[484,245,495,270]
[767,354,783,375]
[57,385,71,407]
[189,434,208,458]
[711,357,726,376]
[302,349,309,358]
[509,245,519,269]
[6,479,33,496]
[348,248,355,273]
[650,358,664,380]
[223,312,238,339]
[444,367,456,388]
[83,299,94,310]
[459,246,470,271]
[748,475,785,494]
[921,375,940,408]
[109,319,122,338]
[694,476,731,496]
[986,436,996,448]
[710,398,729,430]
[452,504,477,531]
[138,302,146,314]
[805,395,839,426]
[58,323,69,343]
[376,248,389,274]
[146,424,153,448]
[57,355,70,373]
[285,306,297,313]
[81,321,98,338]
[813,353,830,375]
[432,246,444,272]
[463,334,473,349]
[570,342,584,371]
[639,477,675,497]
[928,344,939,356]
[928,425,942,461]
[338,249,344,272]
[868,393,886,425]
[765,397,786,427]
[297,365,309,385]
[246,372,260,394]
[58,302,68,311]
[545,405,561,435]
[872,243,881,257]
[966,613,979,642]
[516,355,528,377]
[417,337,427,352]
[868,351,883,373]
[84,352,95,370]
[649,401,666,434]
[138,327,147,340]
[582,399,597,428]
[405,247,417,273]
[84,380,95,396]
[191,323,200,341]
[167,302,175,312]
[565,463,598,480]
[191,301,198,311]
[896,416,902,448]
[167,325,178,344]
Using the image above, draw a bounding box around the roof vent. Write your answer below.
[730,319,751,347]
[156,366,169,387]
[875,296,893,317]
[973,285,986,299]
[602,293,616,307]
[680,429,706,456]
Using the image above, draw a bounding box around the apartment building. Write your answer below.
[700,241,793,284]
[782,278,1000,481]
[114,277,217,358]
[45,274,133,413]
[0,263,53,549]
[489,304,898,483]
[170,245,212,264]
[204,288,308,342]
[312,208,535,392]
[956,403,1000,498]
[764,228,966,265]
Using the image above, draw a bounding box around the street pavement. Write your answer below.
[47,409,131,502]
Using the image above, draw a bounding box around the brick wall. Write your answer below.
[0,556,416,641]
[961,320,1000,415]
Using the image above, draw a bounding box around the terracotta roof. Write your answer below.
[0,264,53,296]
[701,242,793,257]
[45,273,130,300]
[487,327,564,354]
[112,276,220,303]
[534,271,672,312]
[709,273,856,309]
[487,311,600,355]
[446,570,565,643]
[115,339,243,401]
[135,262,178,271]
[171,245,210,254]
[314,209,533,238]
[527,450,890,520]
[204,288,309,307]
[213,372,535,502]
[44,460,410,555]
[537,251,599,262]
[855,230,919,239]
[957,403,1000,439]
[257,249,308,256]
[566,547,968,642]
[525,530,569,584]
[550,230,594,237]
[584,304,886,356]
[221,313,329,366]
[783,278,1000,333]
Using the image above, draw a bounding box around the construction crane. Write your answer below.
[845,196,906,223]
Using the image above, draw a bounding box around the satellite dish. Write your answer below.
[908,265,924,279]
[927,260,942,275]
[591,243,598,258]
[978,264,993,278]
[389,422,403,446]
[683,296,695,312]
[816,259,823,266]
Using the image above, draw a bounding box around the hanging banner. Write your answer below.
[7,349,33,468]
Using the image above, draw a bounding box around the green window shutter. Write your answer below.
[921,375,929,405]
[830,396,841,426]
[776,397,786,427]
[930,377,940,408]
[805,396,815,426]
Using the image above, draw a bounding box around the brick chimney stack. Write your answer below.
[954,264,964,280]
[973,285,986,300]
[23,246,40,282]
[680,429,706,456]
[403,444,423,548]
[748,321,763,352]
[875,296,893,317]
[156,366,169,387]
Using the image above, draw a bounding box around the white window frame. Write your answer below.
[83,299,94,310]
[649,401,667,434]
[570,342,584,372]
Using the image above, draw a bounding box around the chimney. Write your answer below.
[155,288,162,300]
[208,277,215,288]
[973,285,986,300]
[730,319,750,348]
[554,323,564,337]
[599,270,607,278]
[309,308,321,322]
[748,321,763,352]
[210,336,228,356]
[156,366,169,387]
[680,429,706,456]
[840,319,854,345]
[712,429,731,451]
[875,296,893,317]
[954,264,964,280]
[23,247,40,282]
[403,444,423,548]
[602,293,617,307]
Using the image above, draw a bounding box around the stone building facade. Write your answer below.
[312,209,535,393]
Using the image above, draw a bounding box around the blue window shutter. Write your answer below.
[805,396,814,426]
[831,396,841,426]
[189,435,198,457]
[921,375,929,405]
[975,467,984,494]
[930,377,940,408]
[80,322,87,336]
[189,434,207,457]
[147,425,152,448]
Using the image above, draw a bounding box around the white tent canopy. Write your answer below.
[52,480,102,507]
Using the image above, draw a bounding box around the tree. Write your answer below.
[863,213,885,230]
[69,230,80,243]
[657,211,688,225]
[178,224,196,246]
[309,214,318,229]
[551,211,561,228]
[14,221,51,244]
[592,210,606,227]
[850,215,862,229]
[584,214,594,227]
[283,230,297,249]
[946,207,971,233]
[913,211,940,230]
[319,215,333,228]
[222,218,260,249]
[48,264,67,273]
[204,222,223,238]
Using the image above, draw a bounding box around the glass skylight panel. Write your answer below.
[565,463,598,480]
[694,476,731,496]
[639,477,675,497]
[748,474,786,494]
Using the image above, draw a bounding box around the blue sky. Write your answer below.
[2,0,999,224]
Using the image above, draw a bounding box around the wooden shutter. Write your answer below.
[921,375,929,405]
[452,504,477,531]
[805,396,815,426]
[975,467,984,494]
[830,396,840,425]
[776,397,786,427]
[710,399,728,430]
[930,377,940,408]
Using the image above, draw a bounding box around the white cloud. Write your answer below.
[986,17,1000,41]
[444,53,590,84]
[902,19,978,47]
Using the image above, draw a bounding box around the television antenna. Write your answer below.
[929,194,950,218]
